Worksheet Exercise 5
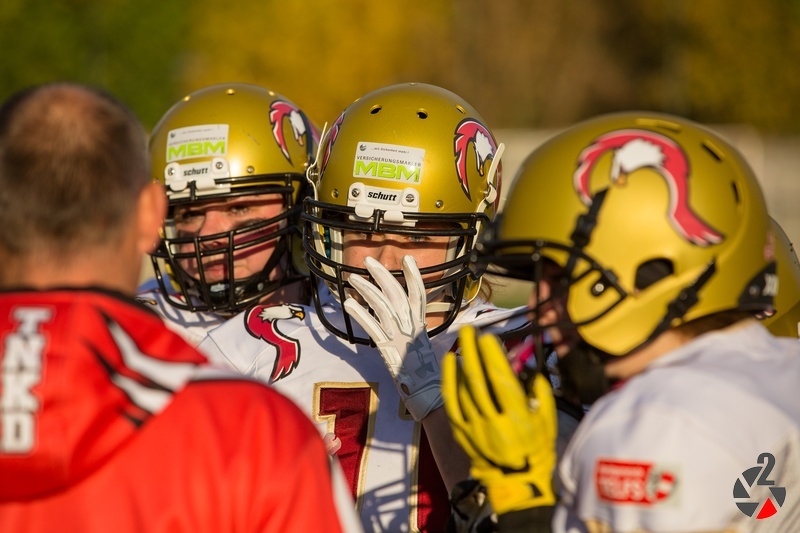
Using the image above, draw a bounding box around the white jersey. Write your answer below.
[136,278,226,348]
[199,286,530,533]
[554,321,800,533]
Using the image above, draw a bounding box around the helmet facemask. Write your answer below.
[303,194,488,344]
[473,198,627,404]
[151,174,308,315]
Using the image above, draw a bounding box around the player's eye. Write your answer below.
[173,209,204,226]
[226,204,251,216]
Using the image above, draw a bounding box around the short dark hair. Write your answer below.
[0,82,149,256]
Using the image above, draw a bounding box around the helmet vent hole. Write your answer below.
[635,259,674,291]
[731,181,741,203]
[455,104,467,115]
[417,110,428,119]
[370,105,382,114]
[702,141,723,162]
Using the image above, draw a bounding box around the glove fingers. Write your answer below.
[401,255,427,325]
[442,352,482,460]
[442,351,463,424]
[347,273,398,336]
[343,295,389,343]
[476,332,529,418]
[450,331,484,421]
[363,257,412,332]
[444,350,483,429]
[456,362,489,460]
[459,326,504,418]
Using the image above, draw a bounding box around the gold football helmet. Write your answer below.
[475,112,775,356]
[149,83,317,314]
[763,218,800,337]
[303,83,503,343]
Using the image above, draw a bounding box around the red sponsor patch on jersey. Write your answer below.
[595,459,676,505]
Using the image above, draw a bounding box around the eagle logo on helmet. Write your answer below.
[269,100,314,166]
[245,303,306,382]
[574,129,724,247]
[454,118,498,201]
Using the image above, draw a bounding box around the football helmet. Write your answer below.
[149,83,317,314]
[303,83,503,344]
[763,218,800,337]
[475,111,775,356]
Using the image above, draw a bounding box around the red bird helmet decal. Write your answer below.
[574,129,723,246]
[268,100,314,166]
[454,118,498,201]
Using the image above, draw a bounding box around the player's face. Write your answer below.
[341,223,452,326]
[529,261,581,359]
[172,194,285,284]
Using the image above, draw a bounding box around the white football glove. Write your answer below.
[343,255,442,421]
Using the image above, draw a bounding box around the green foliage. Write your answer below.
[0,0,191,130]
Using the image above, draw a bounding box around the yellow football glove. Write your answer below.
[442,326,557,515]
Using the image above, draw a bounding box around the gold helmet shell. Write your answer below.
[150,82,316,205]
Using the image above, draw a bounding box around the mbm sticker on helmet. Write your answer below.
[166,124,229,163]
[163,124,232,200]
[353,142,424,184]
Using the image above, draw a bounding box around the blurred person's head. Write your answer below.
[0,82,164,293]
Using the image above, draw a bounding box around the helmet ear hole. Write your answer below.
[635,259,674,291]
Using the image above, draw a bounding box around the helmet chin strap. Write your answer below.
[426,301,453,313]
[189,234,290,313]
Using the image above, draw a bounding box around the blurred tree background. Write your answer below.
[3,0,799,133]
